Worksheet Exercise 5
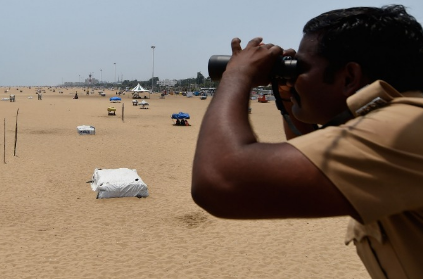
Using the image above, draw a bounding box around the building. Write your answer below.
[157,79,177,87]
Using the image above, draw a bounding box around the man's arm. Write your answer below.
[191,37,360,221]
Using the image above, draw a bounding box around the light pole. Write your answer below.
[100,69,102,84]
[114,63,116,84]
[151,46,155,97]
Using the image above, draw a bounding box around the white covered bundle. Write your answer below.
[77,125,95,135]
[91,168,149,199]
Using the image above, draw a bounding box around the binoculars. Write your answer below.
[208,55,298,81]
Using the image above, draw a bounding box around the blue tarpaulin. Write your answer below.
[110,96,121,101]
[171,112,190,119]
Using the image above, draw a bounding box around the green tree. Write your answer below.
[196,72,205,85]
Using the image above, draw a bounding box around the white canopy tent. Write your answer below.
[131,83,150,99]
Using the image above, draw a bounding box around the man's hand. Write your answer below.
[224,37,283,87]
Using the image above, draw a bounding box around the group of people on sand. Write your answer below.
[175,119,190,126]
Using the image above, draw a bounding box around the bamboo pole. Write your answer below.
[122,103,125,123]
[14,108,19,156]
[4,118,6,164]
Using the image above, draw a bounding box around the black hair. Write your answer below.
[303,5,423,92]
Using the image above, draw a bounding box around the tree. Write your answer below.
[196,72,205,85]
[147,77,159,89]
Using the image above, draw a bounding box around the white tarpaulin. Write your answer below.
[90,168,149,199]
[77,125,95,135]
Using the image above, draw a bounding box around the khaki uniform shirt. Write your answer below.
[288,81,423,279]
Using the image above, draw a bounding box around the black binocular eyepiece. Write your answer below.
[208,55,298,81]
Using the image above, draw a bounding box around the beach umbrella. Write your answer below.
[171,112,190,119]
[110,96,121,102]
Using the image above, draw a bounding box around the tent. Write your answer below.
[131,83,150,99]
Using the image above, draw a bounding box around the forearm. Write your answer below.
[192,71,258,214]
[195,70,257,158]
[192,37,286,216]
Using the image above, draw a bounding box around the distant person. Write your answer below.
[73,92,78,99]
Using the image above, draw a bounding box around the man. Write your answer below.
[191,5,423,279]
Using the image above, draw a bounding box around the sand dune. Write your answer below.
[0,87,369,279]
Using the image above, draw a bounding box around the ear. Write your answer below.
[342,62,368,97]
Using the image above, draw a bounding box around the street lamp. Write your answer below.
[151,46,155,96]
[114,63,116,84]
[100,69,102,84]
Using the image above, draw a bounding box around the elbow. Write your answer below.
[190,176,206,209]
[191,171,235,219]
[191,183,211,213]
[191,150,245,219]
[191,154,221,216]
[191,187,233,219]
[191,175,222,218]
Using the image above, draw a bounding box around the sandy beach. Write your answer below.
[0,87,370,279]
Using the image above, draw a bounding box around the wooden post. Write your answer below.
[3,118,6,164]
[14,108,19,156]
[122,103,125,123]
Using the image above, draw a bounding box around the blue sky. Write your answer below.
[1,0,422,86]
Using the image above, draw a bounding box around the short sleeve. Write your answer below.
[288,103,423,224]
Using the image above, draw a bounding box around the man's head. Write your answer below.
[303,5,423,92]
